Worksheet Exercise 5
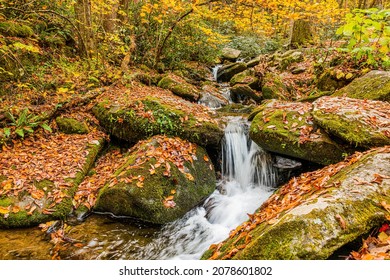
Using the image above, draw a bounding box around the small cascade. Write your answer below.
[137,118,277,260]
[212,64,222,81]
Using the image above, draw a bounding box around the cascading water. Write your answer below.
[137,117,277,260]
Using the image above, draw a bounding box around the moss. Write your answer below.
[56,117,89,134]
[0,21,34,37]
[0,197,13,207]
[262,73,288,100]
[312,109,389,148]
[34,179,54,191]
[234,198,387,260]
[157,75,199,102]
[249,106,346,165]
[333,71,390,101]
[93,98,223,149]
[95,138,216,224]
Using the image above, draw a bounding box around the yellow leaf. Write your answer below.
[378,232,389,243]
[0,206,10,215]
[185,173,194,181]
[136,181,144,188]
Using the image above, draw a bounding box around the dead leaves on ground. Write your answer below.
[0,128,106,217]
[207,146,390,259]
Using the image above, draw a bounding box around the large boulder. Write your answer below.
[221,47,241,61]
[92,84,224,149]
[157,74,200,102]
[198,84,229,109]
[216,62,247,82]
[0,129,106,228]
[202,146,390,260]
[249,100,348,165]
[94,136,216,224]
[261,72,289,100]
[230,69,261,90]
[333,70,390,101]
[312,96,390,148]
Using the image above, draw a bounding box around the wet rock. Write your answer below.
[312,96,390,148]
[95,136,216,224]
[333,70,390,101]
[201,146,390,260]
[216,62,247,82]
[230,85,262,103]
[249,100,348,165]
[198,84,229,109]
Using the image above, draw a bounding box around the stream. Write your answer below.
[0,117,278,260]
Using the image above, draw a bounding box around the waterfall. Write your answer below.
[136,118,277,260]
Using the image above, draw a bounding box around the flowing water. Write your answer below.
[0,118,277,260]
[134,118,277,259]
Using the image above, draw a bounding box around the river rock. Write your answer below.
[0,130,106,228]
[216,62,247,82]
[157,74,200,102]
[316,68,351,92]
[230,69,261,90]
[249,100,348,165]
[92,84,223,149]
[312,96,390,148]
[94,136,216,224]
[201,146,390,260]
[198,84,229,109]
[221,47,241,61]
[261,72,289,100]
[230,85,262,104]
[332,70,390,101]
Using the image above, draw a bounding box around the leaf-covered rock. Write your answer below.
[261,72,288,100]
[312,96,390,148]
[230,85,262,103]
[230,69,261,90]
[0,130,106,228]
[201,146,390,260]
[157,74,200,102]
[94,135,216,224]
[249,100,348,165]
[92,84,224,149]
[221,47,242,61]
[333,70,390,101]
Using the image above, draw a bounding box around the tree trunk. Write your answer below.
[75,0,94,58]
[289,19,314,49]
[103,0,120,33]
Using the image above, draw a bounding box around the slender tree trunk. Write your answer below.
[103,0,120,33]
[75,0,94,58]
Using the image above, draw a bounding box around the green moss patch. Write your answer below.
[95,135,216,224]
[333,70,390,101]
[56,117,89,134]
[312,96,390,148]
[249,100,348,165]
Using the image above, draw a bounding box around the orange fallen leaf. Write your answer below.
[203,155,209,162]
[0,206,10,215]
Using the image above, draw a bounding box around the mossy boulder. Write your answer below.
[94,136,216,224]
[92,85,223,149]
[230,69,261,90]
[0,131,106,228]
[249,100,348,165]
[216,62,247,82]
[332,70,390,101]
[274,50,304,70]
[157,74,200,102]
[56,117,89,134]
[201,146,390,260]
[261,73,288,100]
[316,68,352,92]
[230,85,262,103]
[312,96,390,148]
